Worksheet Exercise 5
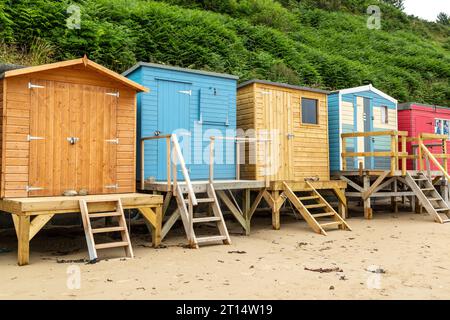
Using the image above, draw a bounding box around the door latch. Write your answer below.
[67,137,80,145]
[287,133,295,139]
[154,130,161,136]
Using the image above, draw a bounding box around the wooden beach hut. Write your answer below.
[398,102,450,171]
[0,57,163,265]
[237,80,349,235]
[328,84,398,172]
[331,87,450,224]
[123,63,270,248]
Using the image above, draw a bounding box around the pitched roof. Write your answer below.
[0,63,25,75]
[238,79,330,94]
[122,61,239,80]
[1,56,148,92]
[398,102,449,111]
[333,84,397,104]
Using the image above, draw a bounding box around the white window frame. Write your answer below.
[380,106,388,124]
[435,118,450,138]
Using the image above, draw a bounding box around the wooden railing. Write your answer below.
[341,131,450,178]
[413,133,449,179]
[341,130,409,175]
[140,133,197,205]
[209,136,271,187]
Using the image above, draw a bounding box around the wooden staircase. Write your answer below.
[282,181,351,235]
[405,171,450,223]
[175,183,231,248]
[79,198,134,261]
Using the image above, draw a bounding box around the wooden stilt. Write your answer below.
[17,216,30,266]
[363,175,372,219]
[243,189,251,235]
[272,191,281,230]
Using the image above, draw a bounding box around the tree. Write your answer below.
[381,0,405,10]
[437,12,450,25]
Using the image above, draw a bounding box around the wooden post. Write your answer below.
[418,136,423,171]
[166,136,171,191]
[209,138,215,183]
[363,175,372,219]
[391,178,398,214]
[342,136,347,171]
[17,215,30,266]
[272,191,281,230]
[390,134,396,176]
[153,206,162,247]
[401,135,407,176]
[243,189,251,235]
[236,140,240,180]
[443,138,448,174]
[140,139,145,190]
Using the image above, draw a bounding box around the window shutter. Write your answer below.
[199,88,229,125]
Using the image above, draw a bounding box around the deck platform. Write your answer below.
[0,193,163,266]
[333,170,449,219]
[143,179,348,237]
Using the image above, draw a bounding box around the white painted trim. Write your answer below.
[336,84,397,104]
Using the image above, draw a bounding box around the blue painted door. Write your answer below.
[156,80,191,181]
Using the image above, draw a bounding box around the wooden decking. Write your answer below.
[143,179,267,193]
[0,193,163,266]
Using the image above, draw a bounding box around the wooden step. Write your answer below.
[193,217,221,223]
[421,188,435,191]
[184,198,215,204]
[414,177,429,181]
[320,221,342,228]
[312,212,335,218]
[196,235,228,244]
[442,219,450,223]
[427,198,442,202]
[298,196,319,201]
[92,226,126,234]
[304,203,327,209]
[435,208,449,212]
[89,212,122,218]
[95,241,130,250]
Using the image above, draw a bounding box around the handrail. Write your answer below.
[140,134,172,190]
[140,133,197,205]
[171,133,197,206]
[209,136,271,187]
[420,143,450,181]
[341,130,408,175]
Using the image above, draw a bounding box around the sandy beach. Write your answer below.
[1,210,449,300]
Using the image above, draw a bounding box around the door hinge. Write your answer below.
[27,135,45,141]
[105,138,119,144]
[178,90,192,96]
[26,186,44,192]
[105,184,119,189]
[28,82,45,89]
[287,133,295,139]
[106,91,120,97]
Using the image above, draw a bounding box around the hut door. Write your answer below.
[28,80,118,196]
[156,79,191,181]
[261,88,294,181]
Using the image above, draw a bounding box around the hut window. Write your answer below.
[435,119,450,137]
[301,98,318,124]
[381,106,388,124]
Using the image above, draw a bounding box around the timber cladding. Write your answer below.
[0,59,146,198]
[237,81,330,182]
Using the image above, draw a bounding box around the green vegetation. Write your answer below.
[0,0,449,105]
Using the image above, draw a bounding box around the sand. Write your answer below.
[0,211,449,300]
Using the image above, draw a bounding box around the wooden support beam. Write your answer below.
[161,209,180,240]
[17,216,30,266]
[339,175,364,192]
[362,171,390,200]
[29,214,54,241]
[333,188,348,219]
[138,207,162,247]
[11,214,19,236]
[162,191,173,218]
[363,175,372,219]
[272,191,281,230]
[216,190,247,232]
[247,188,266,221]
